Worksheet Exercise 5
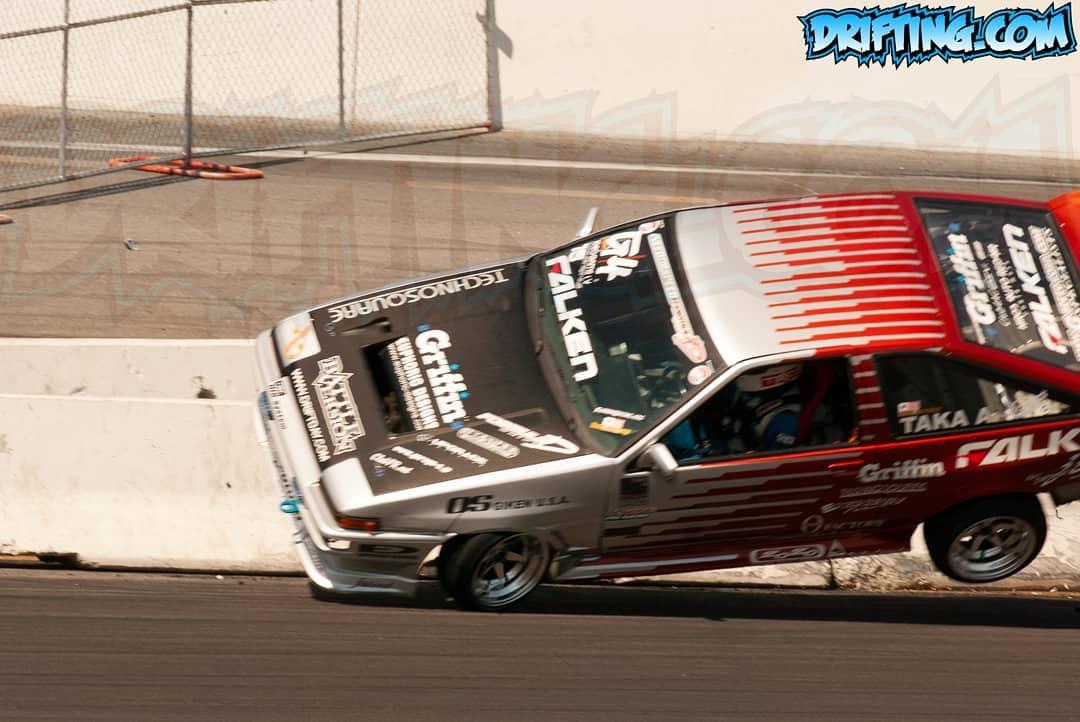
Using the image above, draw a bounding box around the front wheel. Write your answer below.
[924,495,1046,583]
[440,533,549,611]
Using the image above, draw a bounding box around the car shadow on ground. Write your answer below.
[323,580,1080,629]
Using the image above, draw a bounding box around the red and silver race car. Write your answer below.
[254,190,1080,610]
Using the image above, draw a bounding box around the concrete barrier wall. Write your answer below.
[1,338,256,400]
[5,2,1079,157]
[5,338,1080,590]
[0,395,299,572]
[0,339,301,572]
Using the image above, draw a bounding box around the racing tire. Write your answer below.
[440,532,549,612]
[924,495,1046,584]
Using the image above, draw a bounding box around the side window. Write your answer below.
[876,354,1076,438]
[662,358,855,463]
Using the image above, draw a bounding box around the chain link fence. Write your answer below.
[0,0,492,191]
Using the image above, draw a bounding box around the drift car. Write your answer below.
[254,190,1080,611]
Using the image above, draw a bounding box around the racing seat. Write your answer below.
[796,361,840,446]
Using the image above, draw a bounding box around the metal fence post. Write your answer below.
[182,0,194,166]
[58,0,70,179]
[483,0,501,131]
[337,0,345,142]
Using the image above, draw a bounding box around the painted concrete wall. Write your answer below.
[495,1,1080,159]
[0,339,299,571]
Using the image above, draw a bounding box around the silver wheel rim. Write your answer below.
[947,515,1037,582]
[471,534,548,608]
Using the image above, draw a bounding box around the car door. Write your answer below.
[866,351,1080,518]
[603,355,868,558]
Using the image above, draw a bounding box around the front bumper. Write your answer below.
[253,332,449,597]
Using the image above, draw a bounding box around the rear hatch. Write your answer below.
[270,260,584,495]
[914,195,1080,371]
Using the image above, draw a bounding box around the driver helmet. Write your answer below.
[736,364,803,442]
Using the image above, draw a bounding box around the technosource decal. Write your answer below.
[800,4,1076,66]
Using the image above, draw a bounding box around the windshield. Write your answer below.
[916,198,1080,371]
[532,216,722,453]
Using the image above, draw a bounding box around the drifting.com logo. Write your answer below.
[800,4,1076,66]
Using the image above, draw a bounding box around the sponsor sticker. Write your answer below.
[594,230,644,282]
[290,367,331,463]
[456,427,520,458]
[427,437,487,466]
[447,495,570,513]
[327,268,510,322]
[385,327,470,430]
[391,444,452,474]
[821,498,907,514]
[415,326,469,425]
[477,412,580,455]
[896,400,921,416]
[1031,224,1080,357]
[546,255,599,381]
[265,380,288,430]
[800,515,886,535]
[947,231,997,332]
[1027,452,1080,488]
[276,312,321,363]
[592,406,646,422]
[313,356,366,455]
[749,543,827,564]
[688,364,713,386]
[856,459,945,482]
[589,418,633,436]
[647,232,708,364]
[956,426,1080,468]
[840,482,927,498]
[1004,223,1070,356]
[369,452,413,475]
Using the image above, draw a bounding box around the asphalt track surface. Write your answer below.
[7,132,1080,719]
[2,568,1079,721]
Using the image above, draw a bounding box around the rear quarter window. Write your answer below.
[876,353,1078,438]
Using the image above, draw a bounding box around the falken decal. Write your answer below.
[1005,222,1069,356]
[956,427,1080,468]
[546,256,599,381]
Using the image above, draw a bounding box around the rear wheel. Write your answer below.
[924,495,1046,583]
[440,533,549,611]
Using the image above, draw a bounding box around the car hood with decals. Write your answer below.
[266,259,586,498]
[254,190,1080,612]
